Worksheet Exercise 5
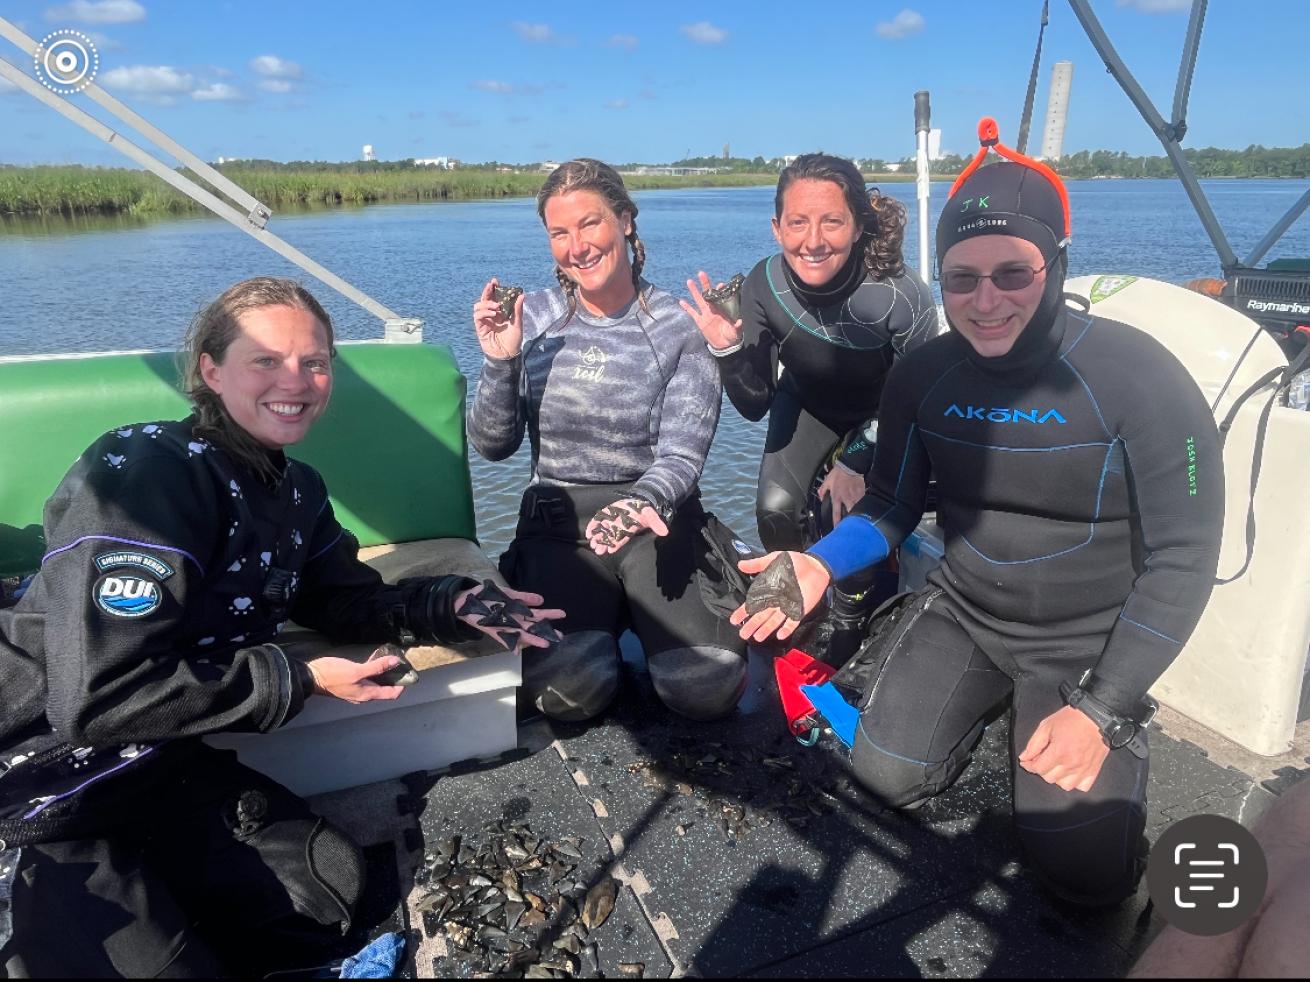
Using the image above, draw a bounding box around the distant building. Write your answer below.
[1040,62,1074,161]
[884,161,904,173]
[539,160,561,173]
[362,144,376,162]
[628,165,720,176]
[414,157,453,169]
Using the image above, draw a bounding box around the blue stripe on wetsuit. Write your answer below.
[807,514,890,582]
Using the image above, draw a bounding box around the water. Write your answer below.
[4,180,1310,556]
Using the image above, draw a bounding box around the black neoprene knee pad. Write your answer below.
[647,645,747,721]
[756,484,806,552]
[521,631,621,722]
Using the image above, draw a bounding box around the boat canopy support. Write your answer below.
[0,16,422,343]
[1067,0,1309,277]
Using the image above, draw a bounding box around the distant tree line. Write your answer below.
[887,145,1310,180]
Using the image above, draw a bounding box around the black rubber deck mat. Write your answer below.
[396,641,1287,977]
[414,750,674,978]
[746,873,1140,979]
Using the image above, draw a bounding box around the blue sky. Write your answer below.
[1,0,1306,166]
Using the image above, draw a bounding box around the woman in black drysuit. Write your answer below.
[468,159,748,723]
[683,153,938,662]
[0,278,557,977]
[731,123,1226,905]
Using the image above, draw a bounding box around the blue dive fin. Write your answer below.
[800,682,858,748]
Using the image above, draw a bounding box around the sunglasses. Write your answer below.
[939,254,1057,295]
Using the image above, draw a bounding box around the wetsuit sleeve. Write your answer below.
[834,274,937,475]
[42,451,310,745]
[835,420,879,475]
[891,271,940,356]
[630,331,723,515]
[1083,343,1224,716]
[467,354,526,461]
[712,266,777,422]
[808,357,932,580]
[292,480,479,645]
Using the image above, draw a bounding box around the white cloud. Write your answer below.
[876,9,925,40]
[192,82,242,102]
[511,21,554,43]
[606,34,638,50]
[606,98,628,110]
[46,0,145,24]
[472,79,514,93]
[100,64,193,101]
[1116,0,1190,11]
[680,21,728,45]
[258,79,293,93]
[249,55,302,80]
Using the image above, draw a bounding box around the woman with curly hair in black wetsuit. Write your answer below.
[683,153,938,662]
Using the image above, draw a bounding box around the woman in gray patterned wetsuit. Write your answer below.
[469,159,748,722]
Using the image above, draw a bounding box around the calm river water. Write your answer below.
[3,180,1309,554]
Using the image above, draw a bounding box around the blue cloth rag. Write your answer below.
[801,682,859,748]
[340,932,406,979]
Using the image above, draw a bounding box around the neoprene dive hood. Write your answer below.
[937,118,1074,378]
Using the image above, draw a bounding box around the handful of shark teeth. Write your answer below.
[415,819,633,978]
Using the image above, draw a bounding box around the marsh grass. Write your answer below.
[0,164,780,217]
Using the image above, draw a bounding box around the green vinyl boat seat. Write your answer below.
[0,342,477,579]
[1,341,521,791]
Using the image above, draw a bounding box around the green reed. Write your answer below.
[0,165,779,217]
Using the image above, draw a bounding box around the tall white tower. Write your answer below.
[362,144,376,162]
[1040,62,1073,161]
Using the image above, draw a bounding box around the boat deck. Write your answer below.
[311,641,1310,979]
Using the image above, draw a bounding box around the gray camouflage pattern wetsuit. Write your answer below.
[469,283,747,722]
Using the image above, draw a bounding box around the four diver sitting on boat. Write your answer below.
[0,132,1232,975]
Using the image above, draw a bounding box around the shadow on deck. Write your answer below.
[311,638,1307,979]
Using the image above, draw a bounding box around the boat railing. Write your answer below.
[0,14,423,344]
[1067,0,1310,276]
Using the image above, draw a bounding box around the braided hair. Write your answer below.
[536,158,651,322]
[775,153,907,281]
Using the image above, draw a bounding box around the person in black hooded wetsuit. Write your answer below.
[0,278,559,977]
[683,153,937,661]
[731,122,1225,906]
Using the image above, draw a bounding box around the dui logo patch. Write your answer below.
[94,574,163,618]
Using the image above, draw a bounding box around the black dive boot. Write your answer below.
[816,587,874,669]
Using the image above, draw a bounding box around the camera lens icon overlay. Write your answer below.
[1147,814,1267,936]
[33,30,100,95]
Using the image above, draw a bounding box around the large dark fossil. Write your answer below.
[493,284,524,322]
[743,553,805,621]
[702,273,746,323]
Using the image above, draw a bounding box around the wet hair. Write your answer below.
[774,153,907,281]
[536,158,650,320]
[179,276,335,480]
